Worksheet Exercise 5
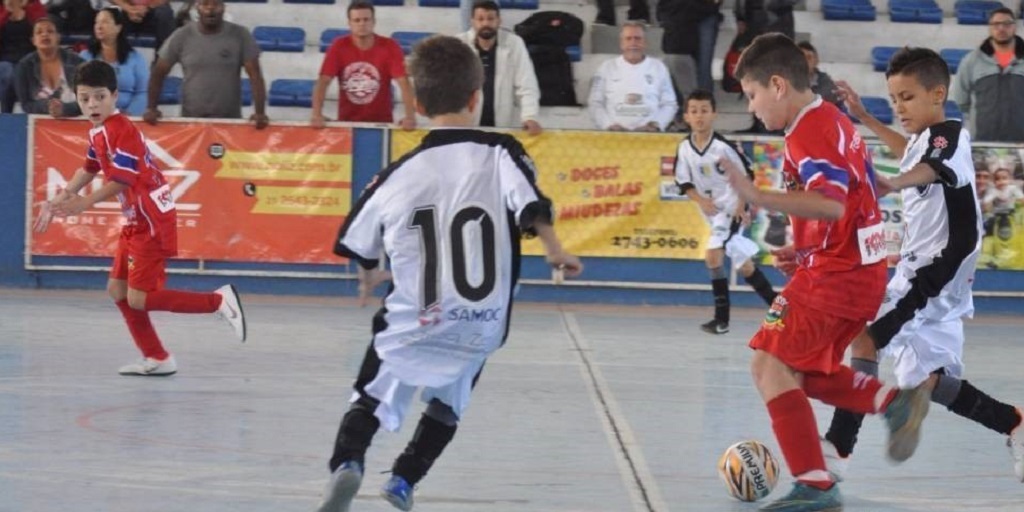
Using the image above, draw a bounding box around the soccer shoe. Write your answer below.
[118,355,177,376]
[820,438,849,482]
[700,319,729,335]
[215,284,246,342]
[380,475,414,511]
[758,482,842,511]
[316,461,363,512]
[883,384,931,462]
[1009,407,1024,482]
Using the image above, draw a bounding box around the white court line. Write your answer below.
[560,310,669,512]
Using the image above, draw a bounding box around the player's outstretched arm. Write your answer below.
[835,80,907,156]
[886,163,940,191]
[52,181,128,217]
[720,157,844,220]
[533,222,582,278]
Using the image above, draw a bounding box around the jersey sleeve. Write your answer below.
[790,129,850,204]
[497,137,553,236]
[917,122,971,188]
[334,175,385,269]
[84,143,101,174]
[673,141,696,194]
[99,122,146,186]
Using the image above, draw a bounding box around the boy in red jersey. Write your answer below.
[34,60,246,377]
[719,33,931,512]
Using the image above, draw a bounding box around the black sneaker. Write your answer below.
[700,319,729,334]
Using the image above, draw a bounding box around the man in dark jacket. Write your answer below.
[954,7,1024,142]
[657,0,720,93]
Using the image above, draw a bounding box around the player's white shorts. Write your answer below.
[874,264,966,388]
[352,358,486,432]
[705,211,759,269]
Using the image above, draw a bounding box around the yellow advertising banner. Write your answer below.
[391,130,710,259]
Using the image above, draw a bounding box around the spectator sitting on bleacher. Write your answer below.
[14,17,83,117]
[456,0,541,135]
[145,0,268,128]
[311,0,415,129]
[588,22,677,131]
[0,0,47,112]
[797,41,842,108]
[953,7,1024,142]
[100,0,175,54]
[81,7,148,115]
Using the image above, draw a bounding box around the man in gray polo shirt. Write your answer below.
[144,0,268,128]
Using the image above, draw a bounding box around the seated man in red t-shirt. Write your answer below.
[311,0,415,129]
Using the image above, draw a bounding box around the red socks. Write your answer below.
[804,365,897,414]
[767,389,833,490]
[115,300,169,361]
[144,290,221,314]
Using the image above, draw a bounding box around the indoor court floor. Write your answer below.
[1,288,1022,512]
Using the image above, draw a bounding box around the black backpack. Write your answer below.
[514,11,584,48]
[526,45,578,107]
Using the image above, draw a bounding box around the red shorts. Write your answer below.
[110,234,167,292]
[749,293,866,375]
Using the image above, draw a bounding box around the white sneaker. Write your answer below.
[316,461,363,512]
[118,355,177,376]
[821,437,849,482]
[215,284,246,342]
[1009,407,1024,482]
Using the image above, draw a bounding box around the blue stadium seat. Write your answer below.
[61,33,91,45]
[391,31,435,55]
[320,29,351,52]
[860,96,894,124]
[252,26,306,52]
[566,45,582,62]
[159,77,182,105]
[419,0,458,6]
[241,78,252,107]
[282,0,333,4]
[871,46,900,72]
[127,34,156,48]
[955,0,1003,24]
[822,0,877,21]
[940,48,970,74]
[499,0,539,8]
[889,0,943,23]
[945,100,963,119]
[372,0,405,5]
[269,79,315,107]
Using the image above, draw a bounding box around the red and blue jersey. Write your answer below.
[85,113,177,257]
[781,98,887,321]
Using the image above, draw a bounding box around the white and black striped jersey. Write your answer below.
[879,121,982,328]
[673,132,753,213]
[335,129,552,387]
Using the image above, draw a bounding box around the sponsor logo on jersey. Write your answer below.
[447,307,503,323]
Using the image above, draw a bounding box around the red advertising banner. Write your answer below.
[30,118,353,264]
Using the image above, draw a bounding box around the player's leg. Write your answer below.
[821,329,878,479]
[382,362,484,511]
[318,343,384,512]
[702,246,730,334]
[737,256,778,306]
[128,258,245,341]
[726,222,776,306]
[109,240,175,376]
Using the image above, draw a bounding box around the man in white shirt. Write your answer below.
[588,22,678,131]
[455,0,542,135]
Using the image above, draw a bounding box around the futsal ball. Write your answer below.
[717,440,780,502]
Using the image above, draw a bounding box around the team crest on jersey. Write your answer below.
[932,136,948,149]
[645,74,653,84]
[127,255,135,271]
[418,305,443,326]
[763,295,788,330]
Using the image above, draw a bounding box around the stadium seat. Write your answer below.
[821,0,877,21]
[871,46,900,72]
[282,0,333,4]
[320,28,350,52]
[159,77,182,105]
[860,96,894,124]
[567,45,582,62]
[945,100,963,119]
[252,26,306,52]
[940,48,970,74]
[372,0,405,5]
[889,0,943,23]
[127,34,156,48]
[391,31,435,55]
[419,0,458,6]
[499,0,539,8]
[241,78,252,107]
[269,79,315,107]
[955,0,1003,24]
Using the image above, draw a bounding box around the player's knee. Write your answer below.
[705,249,724,269]
[126,290,147,311]
[424,399,459,427]
[749,351,783,389]
[707,265,726,280]
[738,259,755,277]
[107,281,127,302]
[849,330,876,358]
